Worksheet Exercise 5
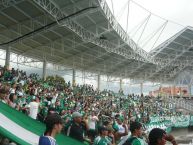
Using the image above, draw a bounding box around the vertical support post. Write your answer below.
[129,83,131,95]
[174,85,177,97]
[171,85,175,97]
[180,87,182,98]
[188,84,191,98]
[120,79,123,91]
[159,83,162,97]
[170,86,172,97]
[5,46,11,69]
[72,69,76,87]
[42,59,47,81]
[97,74,100,90]
[140,82,143,96]
[83,71,85,84]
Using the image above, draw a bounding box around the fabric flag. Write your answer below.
[0,102,84,145]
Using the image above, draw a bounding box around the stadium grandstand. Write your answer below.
[0,0,193,145]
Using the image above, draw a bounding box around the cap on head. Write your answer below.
[72,112,82,118]
[17,92,23,97]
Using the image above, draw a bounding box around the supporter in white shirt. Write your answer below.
[88,112,99,130]
[29,96,39,119]
[9,89,15,94]
[19,79,25,86]
[114,115,128,143]
[88,111,99,141]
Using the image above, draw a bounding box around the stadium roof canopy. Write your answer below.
[0,0,193,83]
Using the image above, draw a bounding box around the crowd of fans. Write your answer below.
[0,66,182,145]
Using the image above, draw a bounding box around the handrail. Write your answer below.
[168,98,193,112]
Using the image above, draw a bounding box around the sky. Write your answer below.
[106,0,193,52]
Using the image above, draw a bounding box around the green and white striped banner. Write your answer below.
[0,102,84,145]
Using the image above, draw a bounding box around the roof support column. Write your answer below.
[42,59,47,81]
[129,83,131,95]
[72,69,76,87]
[171,85,174,97]
[173,85,176,97]
[140,82,143,96]
[5,46,11,69]
[188,84,191,98]
[179,87,182,98]
[97,74,100,90]
[120,79,123,91]
[159,84,162,97]
[173,86,174,97]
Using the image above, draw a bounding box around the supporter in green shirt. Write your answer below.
[54,99,63,114]
[93,126,112,145]
[124,122,147,145]
[3,69,11,81]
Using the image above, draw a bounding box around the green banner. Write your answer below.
[0,102,84,145]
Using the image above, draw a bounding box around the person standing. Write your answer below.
[67,112,89,143]
[123,121,147,145]
[28,96,39,119]
[93,126,113,145]
[88,111,99,141]
[39,113,63,145]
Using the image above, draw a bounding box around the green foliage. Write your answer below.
[46,75,65,84]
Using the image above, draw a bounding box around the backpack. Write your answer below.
[123,137,137,145]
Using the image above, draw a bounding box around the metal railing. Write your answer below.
[168,98,193,112]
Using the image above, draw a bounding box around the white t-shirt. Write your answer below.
[88,116,98,130]
[51,96,57,105]
[9,88,15,94]
[118,124,126,133]
[29,102,39,119]
[19,80,25,86]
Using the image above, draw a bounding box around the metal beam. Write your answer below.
[5,46,10,68]
[0,0,24,10]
